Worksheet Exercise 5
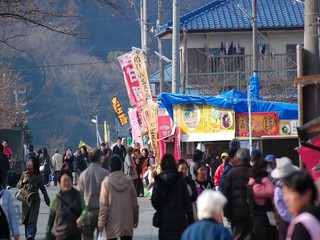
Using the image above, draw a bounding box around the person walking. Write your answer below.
[177,159,197,221]
[39,147,52,187]
[52,148,63,186]
[284,171,320,240]
[152,153,194,240]
[213,152,228,190]
[247,160,278,240]
[0,171,20,240]
[2,140,12,190]
[124,146,139,195]
[62,147,74,172]
[112,137,126,161]
[98,155,139,240]
[219,148,238,192]
[78,148,110,240]
[46,169,87,240]
[189,149,203,180]
[223,148,252,240]
[133,148,144,197]
[0,144,9,190]
[193,161,213,196]
[271,157,299,240]
[181,190,232,240]
[17,156,50,240]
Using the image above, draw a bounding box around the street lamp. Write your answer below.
[91,115,99,147]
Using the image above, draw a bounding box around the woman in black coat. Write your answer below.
[151,153,194,240]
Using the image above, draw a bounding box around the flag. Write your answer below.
[111,96,128,126]
[78,140,91,150]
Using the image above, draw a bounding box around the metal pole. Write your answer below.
[172,0,180,93]
[252,0,258,72]
[95,115,99,147]
[248,0,258,153]
[158,0,164,93]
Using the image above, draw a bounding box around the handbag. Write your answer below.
[15,189,24,202]
[152,211,161,227]
[97,230,107,240]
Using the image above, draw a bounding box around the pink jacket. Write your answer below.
[248,176,275,206]
[214,163,224,187]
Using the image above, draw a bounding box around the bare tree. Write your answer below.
[0,62,27,128]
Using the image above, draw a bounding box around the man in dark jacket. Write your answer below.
[223,148,252,240]
[112,137,126,161]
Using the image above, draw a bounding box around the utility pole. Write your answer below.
[172,0,180,93]
[158,0,164,93]
[140,0,144,49]
[143,0,149,73]
[303,0,320,125]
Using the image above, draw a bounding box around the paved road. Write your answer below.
[9,185,159,240]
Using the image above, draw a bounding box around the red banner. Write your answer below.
[236,112,279,137]
[117,52,143,107]
[158,115,172,140]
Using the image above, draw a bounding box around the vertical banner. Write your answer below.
[174,126,181,160]
[128,108,144,149]
[131,52,152,105]
[104,121,109,143]
[111,96,128,126]
[117,52,143,107]
[145,101,158,151]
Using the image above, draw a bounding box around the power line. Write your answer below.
[1,61,108,70]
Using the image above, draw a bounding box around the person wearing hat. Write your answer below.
[264,154,277,171]
[251,149,263,166]
[213,152,229,190]
[271,157,300,240]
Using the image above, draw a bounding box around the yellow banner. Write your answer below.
[131,53,152,105]
[179,104,235,133]
[104,121,109,143]
[111,96,128,126]
[78,140,91,150]
[146,100,158,150]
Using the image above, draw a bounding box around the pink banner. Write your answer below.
[158,115,172,140]
[117,52,143,107]
[174,126,181,161]
[128,108,144,149]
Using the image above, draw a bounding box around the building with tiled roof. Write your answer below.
[154,0,304,102]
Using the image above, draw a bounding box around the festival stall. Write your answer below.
[158,90,299,162]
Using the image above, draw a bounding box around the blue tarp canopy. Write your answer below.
[158,90,298,120]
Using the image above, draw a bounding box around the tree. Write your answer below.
[0,62,27,128]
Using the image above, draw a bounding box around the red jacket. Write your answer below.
[214,163,225,187]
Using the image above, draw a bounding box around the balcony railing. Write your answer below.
[184,53,297,103]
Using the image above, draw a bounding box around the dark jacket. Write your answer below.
[152,170,194,240]
[223,163,251,222]
[112,144,126,161]
[219,162,233,191]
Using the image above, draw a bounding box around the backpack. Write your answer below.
[0,192,10,239]
[286,212,320,240]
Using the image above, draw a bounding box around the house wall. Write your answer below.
[184,30,303,54]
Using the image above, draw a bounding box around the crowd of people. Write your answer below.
[1,137,320,240]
